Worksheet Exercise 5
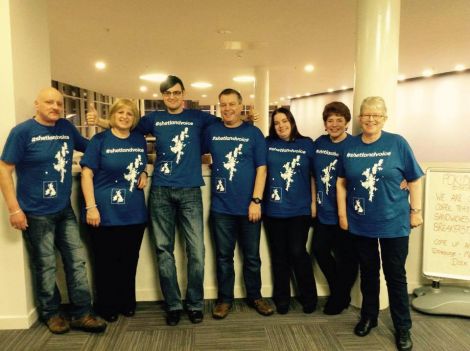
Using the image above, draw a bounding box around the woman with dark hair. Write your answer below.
[311,101,359,315]
[337,96,423,351]
[263,107,317,314]
[81,99,148,322]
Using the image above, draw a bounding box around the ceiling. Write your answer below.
[47,0,470,105]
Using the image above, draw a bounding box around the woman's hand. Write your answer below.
[137,171,148,189]
[410,212,423,228]
[86,207,101,227]
[339,215,348,231]
[10,209,28,231]
[248,202,262,222]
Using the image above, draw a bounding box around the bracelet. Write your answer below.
[141,170,149,176]
[410,208,422,213]
[85,204,97,210]
[9,209,22,216]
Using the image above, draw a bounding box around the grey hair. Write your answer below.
[360,96,387,116]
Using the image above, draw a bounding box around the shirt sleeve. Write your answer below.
[69,122,89,152]
[134,113,155,136]
[253,128,267,167]
[79,134,102,172]
[202,110,219,128]
[0,125,28,165]
[201,125,211,155]
[398,135,424,181]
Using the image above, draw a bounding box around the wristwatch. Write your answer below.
[251,197,262,204]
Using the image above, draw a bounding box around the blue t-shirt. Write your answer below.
[136,109,217,188]
[203,121,267,216]
[264,137,314,218]
[313,134,353,225]
[80,130,148,226]
[1,118,88,215]
[337,131,424,238]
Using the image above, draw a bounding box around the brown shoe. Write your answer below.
[249,299,274,316]
[46,315,70,334]
[212,302,231,319]
[70,314,107,333]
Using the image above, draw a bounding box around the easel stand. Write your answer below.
[412,280,470,317]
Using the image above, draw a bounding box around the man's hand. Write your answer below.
[248,202,262,222]
[339,215,348,231]
[137,172,148,189]
[246,106,260,123]
[86,103,98,126]
[86,207,100,227]
[10,209,28,231]
[410,212,423,228]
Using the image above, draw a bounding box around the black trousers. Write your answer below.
[264,215,317,307]
[89,223,146,316]
[353,235,412,331]
[311,220,359,305]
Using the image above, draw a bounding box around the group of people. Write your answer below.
[0,75,423,351]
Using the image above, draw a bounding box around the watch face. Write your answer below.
[252,197,261,204]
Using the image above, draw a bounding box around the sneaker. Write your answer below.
[212,302,231,319]
[70,314,107,333]
[166,310,181,326]
[395,329,413,351]
[46,315,70,334]
[248,299,274,316]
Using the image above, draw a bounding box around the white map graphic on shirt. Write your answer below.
[223,144,243,181]
[280,155,301,191]
[271,188,281,201]
[53,142,69,183]
[216,178,225,192]
[113,189,124,203]
[160,162,171,174]
[320,159,337,195]
[360,159,384,202]
[44,182,57,197]
[170,127,189,164]
[124,155,143,192]
[354,198,364,214]
[317,191,323,205]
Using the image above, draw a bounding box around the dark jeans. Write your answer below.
[210,211,262,304]
[23,206,92,321]
[353,235,412,331]
[264,216,317,307]
[88,224,145,316]
[149,186,205,311]
[311,220,358,305]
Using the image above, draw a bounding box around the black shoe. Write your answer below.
[276,304,289,315]
[395,329,413,351]
[121,309,135,317]
[102,314,118,323]
[354,318,378,337]
[323,296,349,315]
[166,310,181,326]
[302,303,316,314]
[187,310,203,324]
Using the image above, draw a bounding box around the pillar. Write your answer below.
[254,66,269,135]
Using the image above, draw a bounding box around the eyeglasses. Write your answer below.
[162,91,183,97]
[360,114,385,120]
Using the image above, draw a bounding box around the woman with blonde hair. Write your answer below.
[81,99,148,322]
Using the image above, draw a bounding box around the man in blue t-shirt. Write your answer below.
[0,88,106,334]
[203,89,273,319]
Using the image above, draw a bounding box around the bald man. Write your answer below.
[0,88,106,334]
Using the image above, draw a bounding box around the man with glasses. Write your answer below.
[88,76,217,326]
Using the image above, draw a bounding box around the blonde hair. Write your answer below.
[108,99,140,130]
[360,96,387,116]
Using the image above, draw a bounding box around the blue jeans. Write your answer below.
[149,186,205,311]
[353,235,411,331]
[23,206,92,321]
[210,211,262,304]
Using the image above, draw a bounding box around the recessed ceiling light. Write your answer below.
[304,64,315,72]
[274,101,278,104]
[341,85,348,90]
[191,82,213,88]
[305,92,311,95]
[295,94,301,98]
[201,94,207,98]
[139,73,168,82]
[233,75,255,83]
[280,97,285,101]
[140,86,148,92]
[152,93,158,97]
[249,94,255,98]
[327,88,334,93]
[95,61,106,70]
[455,64,466,71]
[398,74,406,81]
[287,96,292,99]
[422,68,434,77]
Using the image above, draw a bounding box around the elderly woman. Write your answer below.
[81,99,148,322]
[336,96,423,351]
[264,107,317,314]
[311,102,359,315]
